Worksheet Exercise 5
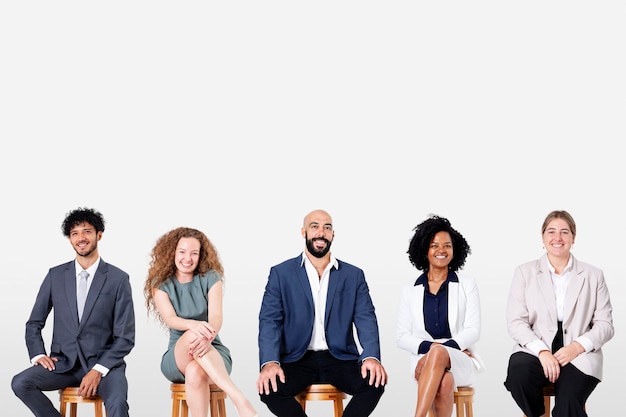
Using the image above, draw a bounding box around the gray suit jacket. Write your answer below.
[25,259,135,374]
[505,254,613,380]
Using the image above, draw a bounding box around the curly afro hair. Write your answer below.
[407,215,471,272]
[61,207,105,236]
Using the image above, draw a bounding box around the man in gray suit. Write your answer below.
[12,207,135,417]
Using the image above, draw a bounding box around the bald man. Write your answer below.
[257,209,387,417]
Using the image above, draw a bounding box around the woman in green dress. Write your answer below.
[145,227,258,417]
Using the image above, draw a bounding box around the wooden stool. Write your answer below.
[171,383,227,417]
[58,387,107,417]
[296,383,348,417]
[522,383,586,417]
[428,386,474,417]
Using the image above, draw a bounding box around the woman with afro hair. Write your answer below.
[396,215,484,417]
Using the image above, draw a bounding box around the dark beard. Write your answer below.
[306,237,331,258]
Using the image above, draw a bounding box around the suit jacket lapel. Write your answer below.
[563,257,585,325]
[538,258,558,324]
[296,260,314,312]
[325,267,340,321]
[65,265,81,325]
[79,261,107,327]
[448,281,459,331]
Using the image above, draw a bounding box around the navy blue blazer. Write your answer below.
[258,254,381,367]
[25,259,135,374]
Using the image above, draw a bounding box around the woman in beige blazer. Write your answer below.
[504,210,614,417]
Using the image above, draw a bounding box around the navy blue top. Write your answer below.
[416,271,461,354]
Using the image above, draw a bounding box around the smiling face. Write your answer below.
[427,231,453,270]
[302,210,334,259]
[542,218,575,260]
[174,237,201,278]
[69,222,101,259]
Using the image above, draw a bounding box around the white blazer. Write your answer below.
[506,254,614,380]
[396,272,484,376]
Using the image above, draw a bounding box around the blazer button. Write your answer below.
[564,329,568,334]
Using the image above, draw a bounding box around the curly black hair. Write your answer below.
[61,207,106,237]
[407,215,471,272]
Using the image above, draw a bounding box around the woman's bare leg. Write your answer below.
[183,362,211,417]
[414,345,453,417]
[194,348,257,417]
[174,332,258,417]
[431,371,454,417]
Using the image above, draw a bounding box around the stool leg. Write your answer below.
[544,395,551,415]
[60,399,67,417]
[172,398,180,417]
[218,398,226,417]
[457,399,465,417]
[209,394,227,417]
[333,398,344,417]
[70,403,78,417]
[95,401,103,417]
[182,399,189,417]
[210,397,218,417]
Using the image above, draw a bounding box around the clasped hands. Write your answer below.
[538,342,585,383]
[188,321,216,358]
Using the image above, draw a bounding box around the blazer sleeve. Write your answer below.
[258,265,285,367]
[25,270,54,359]
[575,267,614,351]
[505,264,543,348]
[396,282,424,355]
[351,269,382,362]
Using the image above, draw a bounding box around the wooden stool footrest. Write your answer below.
[171,383,227,417]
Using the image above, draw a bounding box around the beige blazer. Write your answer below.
[505,254,614,380]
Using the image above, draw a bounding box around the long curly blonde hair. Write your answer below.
[144,227,224,325]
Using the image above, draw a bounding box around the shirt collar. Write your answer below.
[414,270,459,286]
[75,257,101,279]
[544,253,573,275]
[300,252,338,270]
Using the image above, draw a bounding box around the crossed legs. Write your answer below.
[414,345,455,417]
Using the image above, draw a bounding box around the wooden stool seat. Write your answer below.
[522,383,586,417]
[428,386,474,417]
[59,387,107,417]
[170,382,227,417]
[296,383,348,417]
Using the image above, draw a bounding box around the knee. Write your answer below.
[427,345,450,366]
[184,362,210,388]
[359,379,385,399]
[11,373,27,397]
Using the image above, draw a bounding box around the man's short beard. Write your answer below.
[306,237,331,258]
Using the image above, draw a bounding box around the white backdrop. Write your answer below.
[2,2,624,416]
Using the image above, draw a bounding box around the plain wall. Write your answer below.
[2,2,624,416]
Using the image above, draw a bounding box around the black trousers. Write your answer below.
[504,323,599,417]
[260,350,384,417]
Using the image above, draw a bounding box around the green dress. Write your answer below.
[159,271,232,382]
